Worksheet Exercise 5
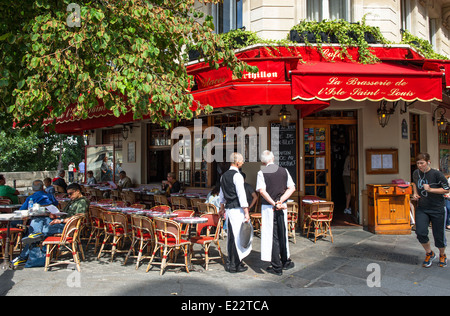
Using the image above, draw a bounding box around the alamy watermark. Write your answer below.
[366,263,381,288]
[170,119,284,164]
[67,3,81,28]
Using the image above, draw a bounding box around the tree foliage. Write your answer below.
[0,130,84,172]
[0,0,255,132]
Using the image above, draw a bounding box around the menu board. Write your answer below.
[270,122,298,186]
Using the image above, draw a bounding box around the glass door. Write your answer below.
[303,125,331,199]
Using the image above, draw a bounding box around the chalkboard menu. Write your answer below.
[270,122,298,186]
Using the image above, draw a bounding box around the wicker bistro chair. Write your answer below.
[122,190,138,206]
[305,201,334,243]
[171,196,190,210]
[287,202,299,244]
[110,189,121,201]
[86,206,106,254]
[125,215,155,270]
[146,217,191,275]
[190,198,206,213]
[197,202,208,215]
[97,211,131,261]
[42,214,85,272]
[154,194,169,206]
[189,214,224,270]
[0,199,12,214]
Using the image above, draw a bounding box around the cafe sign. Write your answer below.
[194,60,285,90]
[291,61,443,102]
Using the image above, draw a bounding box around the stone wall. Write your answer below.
[1,171,60,190]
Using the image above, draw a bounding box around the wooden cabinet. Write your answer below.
[367,184,412,235]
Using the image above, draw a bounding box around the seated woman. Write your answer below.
[162,172,181,195]
[11,183,89,267]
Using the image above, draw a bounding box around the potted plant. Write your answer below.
[288,18,387,64]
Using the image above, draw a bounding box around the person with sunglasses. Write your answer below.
[49,183,89,225]
[412,152,449,268]
[11,183,88,267]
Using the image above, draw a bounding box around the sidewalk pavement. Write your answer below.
[1,226,450,297]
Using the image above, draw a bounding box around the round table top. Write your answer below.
[146,212,178,218]
[174,217,208,224]
[0,204,22,209]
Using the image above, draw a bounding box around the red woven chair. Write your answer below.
[97,211,131,261]
[172,210,194,237]
[305,201,334,243]
[190,214,224,270]
[42,214,85,272]
[125,214,155,269]
[146,217,191,275]
[150,205,171,213]
[0,227,24,262]
[130,204,146,209]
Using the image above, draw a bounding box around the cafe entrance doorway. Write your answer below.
[304,111,359,226]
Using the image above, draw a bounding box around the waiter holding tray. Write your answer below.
[219,152,251,273]
[257,150,296,276]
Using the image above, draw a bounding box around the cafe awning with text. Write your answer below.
[291,61,443,102]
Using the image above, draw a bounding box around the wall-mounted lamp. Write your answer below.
[122,124,133,140]
[432,106,449,131]
[377,100,395,128]
[279,105,291,127]
[241,111,252,128]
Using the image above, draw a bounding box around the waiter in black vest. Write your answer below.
[256,150,296,275]
[219,152,252,273]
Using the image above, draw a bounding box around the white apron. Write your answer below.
[260,204,290,262]
[226,208,252,261]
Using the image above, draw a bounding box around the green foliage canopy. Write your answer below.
[0,0,255,132]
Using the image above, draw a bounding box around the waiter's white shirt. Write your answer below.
[256,162,295,196]
[256,162,295,262]
[219,166,249,209]
[219,166,251,261]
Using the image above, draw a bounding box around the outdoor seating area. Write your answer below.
[0,180,339,275]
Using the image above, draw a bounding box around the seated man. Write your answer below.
[52,170,67,192]
[86,170,97,185]
[20,179,59,210]
[118,170,132,189]
[0,174,20,204]
[12,183,89,267]
[43,177,55,196]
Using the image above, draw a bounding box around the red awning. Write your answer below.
[291,61,443,102]
[191,82,329,117]
[43,99,146,135]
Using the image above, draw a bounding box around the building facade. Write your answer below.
[71,0,450,229]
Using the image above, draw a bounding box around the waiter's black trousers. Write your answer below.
[226,220,241,271]
[272,209,288,273]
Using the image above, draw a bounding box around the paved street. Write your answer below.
[1,227,450,297]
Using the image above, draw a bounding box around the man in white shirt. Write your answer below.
[219,152,251,273]
[256,150,296,275]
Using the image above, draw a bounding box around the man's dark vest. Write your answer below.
[261,164,287,205]
[220,169,240,209]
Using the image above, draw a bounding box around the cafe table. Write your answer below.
[0,212,24,270]
[146,211,179,219]
[173,216,208,271]
[0,204,23,213]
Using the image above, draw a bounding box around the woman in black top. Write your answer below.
[412,153,449,268]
